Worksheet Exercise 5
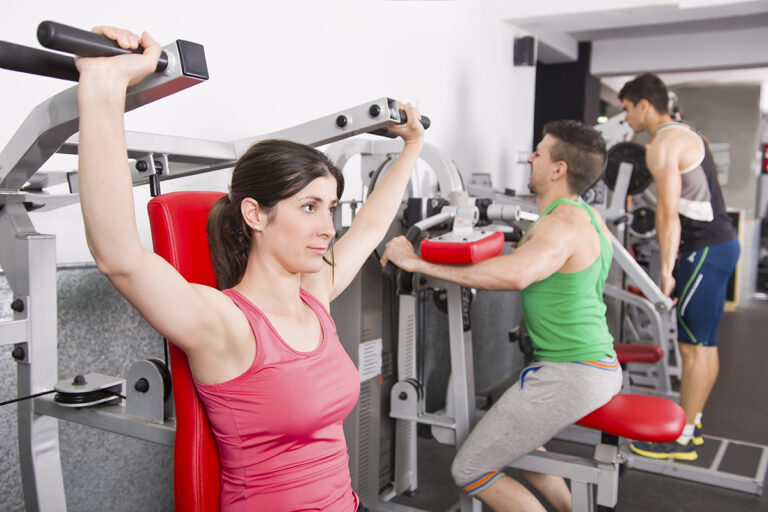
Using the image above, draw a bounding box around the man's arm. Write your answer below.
[380,214,575,291]
[647,136,683,296]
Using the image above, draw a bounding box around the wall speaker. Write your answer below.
[514,36,535,66]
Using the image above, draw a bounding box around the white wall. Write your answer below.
[0,0,536,264]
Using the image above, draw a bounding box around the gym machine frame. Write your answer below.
[0,22,429,512]
[331,141,655,511]
[601,162,768,496]
[592,149,767,495]
[377,192,682,512]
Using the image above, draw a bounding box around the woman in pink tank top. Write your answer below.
[75,26,424,511]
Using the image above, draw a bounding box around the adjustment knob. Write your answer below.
[134,378,150,393]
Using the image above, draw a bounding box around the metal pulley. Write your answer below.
[603,142,653,195]
[126,358,173,423]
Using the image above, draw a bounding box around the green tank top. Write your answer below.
[519,198,615,362]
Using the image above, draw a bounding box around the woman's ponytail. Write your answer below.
[207,195,250,290]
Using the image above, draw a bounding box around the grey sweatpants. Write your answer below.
[451,358,622,495]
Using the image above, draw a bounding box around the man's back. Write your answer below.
[649,123,736,250]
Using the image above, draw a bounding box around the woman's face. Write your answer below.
[259,175,338,274]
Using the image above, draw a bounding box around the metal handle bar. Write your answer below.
[0,40,79,81]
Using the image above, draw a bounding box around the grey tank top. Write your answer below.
[656,123,735,251]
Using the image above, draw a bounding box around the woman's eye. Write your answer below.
[329,205,337,215]
[303,204,315,212]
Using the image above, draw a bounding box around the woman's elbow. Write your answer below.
[91,247,144,279]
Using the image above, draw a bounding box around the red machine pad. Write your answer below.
[576,394,685,442]
[420,231,504,264]
[148,191,224,512]
[614,343,665,364]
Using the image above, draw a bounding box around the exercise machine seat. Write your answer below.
[420,231,505,264]
[576,394,685,442]
[614,343,665,364]
[148,191,225,512]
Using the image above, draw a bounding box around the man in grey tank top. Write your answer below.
[619,74,739,461]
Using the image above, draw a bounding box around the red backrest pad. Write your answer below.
[614,343,665,364]
[147,191,225,512]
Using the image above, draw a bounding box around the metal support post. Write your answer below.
[604,284,676,396]
[0,202,66,512]
[394,294,419,494]
[569,481,595,512]
[510,447,619,511]
[444,281,482,512]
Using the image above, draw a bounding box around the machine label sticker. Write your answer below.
[358,338,382,382]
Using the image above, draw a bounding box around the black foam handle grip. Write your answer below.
[382,225,423,280]
[400,112,431,130]
[0,40,79,81]
[37,21,169,72]
[368,113,430,139]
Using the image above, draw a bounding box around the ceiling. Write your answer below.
[503,0,768,109]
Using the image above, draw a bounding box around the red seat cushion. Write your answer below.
[420,231,504,264]
[148,191,224,512]
[614,343,665,364]
[576,394,685,442]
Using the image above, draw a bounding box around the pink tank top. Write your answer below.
[193,288,360,511]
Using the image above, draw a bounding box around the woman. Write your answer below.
[76,26,424,511]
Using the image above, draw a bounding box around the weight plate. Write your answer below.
[603,142,653,195]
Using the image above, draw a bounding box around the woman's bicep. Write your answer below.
[106,249,230,352]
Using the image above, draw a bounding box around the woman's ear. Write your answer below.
[240,198,266,231]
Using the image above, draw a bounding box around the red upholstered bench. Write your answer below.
[614,343,664,364]
[577,393,684,442]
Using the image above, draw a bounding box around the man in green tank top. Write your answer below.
[382,120,620,512]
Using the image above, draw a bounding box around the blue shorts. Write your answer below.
[674,237,740,346]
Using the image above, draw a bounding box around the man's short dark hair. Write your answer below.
[542,120,607,196]
[618,73,669,114]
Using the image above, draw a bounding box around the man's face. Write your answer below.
[527,134,558,195]
[621,99,646,133]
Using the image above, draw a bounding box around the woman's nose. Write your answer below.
[320,214,335,238]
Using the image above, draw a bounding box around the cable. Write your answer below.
[163,337,170,372]
[104,388,127,400]
[0,389,56,407]
[54,388,122,405]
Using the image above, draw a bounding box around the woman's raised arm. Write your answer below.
[303,103,424,303]
[76,27,241,358]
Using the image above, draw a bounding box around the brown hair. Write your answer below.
[618,73,669,115]
[207,139,344,289]
[542,120,607,196]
